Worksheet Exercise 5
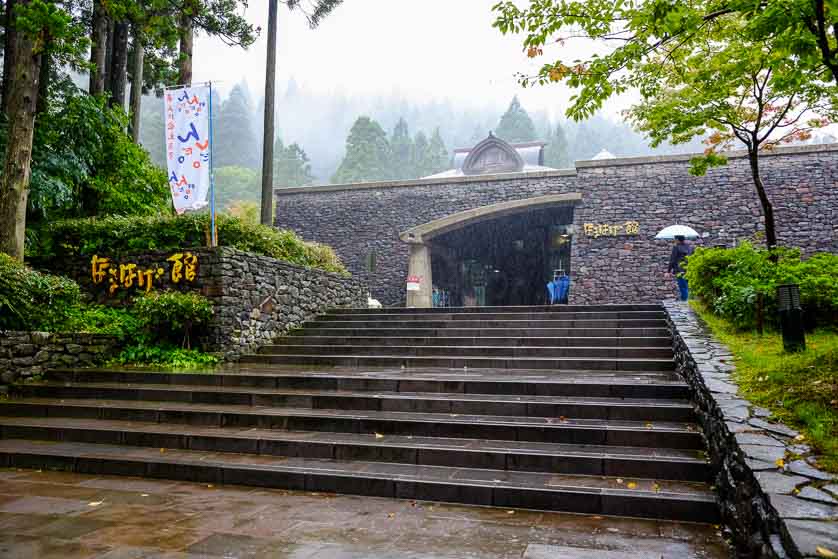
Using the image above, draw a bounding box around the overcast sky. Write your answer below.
[191,0,632,119]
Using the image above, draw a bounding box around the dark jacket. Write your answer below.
[668,243,694,275]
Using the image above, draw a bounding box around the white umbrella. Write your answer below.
[655,224,700,240]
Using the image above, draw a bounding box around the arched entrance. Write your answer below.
[399,193,582,307]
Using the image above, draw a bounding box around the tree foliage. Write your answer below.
[493,0,838,119]
[216,83,259,168]
[274,138,314,187]
[495,95,537,142]
[331,116,391,183]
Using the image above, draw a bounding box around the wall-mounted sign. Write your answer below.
[583,221,640,238]
[91,252,198,294]
[406,275,422,291]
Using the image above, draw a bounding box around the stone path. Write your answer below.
[0,469,731,558]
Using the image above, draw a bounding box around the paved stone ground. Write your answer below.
[0,468,731,558]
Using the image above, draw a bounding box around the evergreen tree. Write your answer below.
[426,127,450,175]
[216,83,259,168]
[389,117,414,180]
[543,122,571,168]
[412,131,430,177]
[331,116,391,184]
[274,138,314,187]
[495,96,537,143]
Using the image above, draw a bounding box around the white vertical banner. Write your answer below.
[164,85,212,214]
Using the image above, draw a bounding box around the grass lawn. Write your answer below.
[691,302,838,473]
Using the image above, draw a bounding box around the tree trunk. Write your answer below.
[0,4,41,260]
[129,27,144,143]
[260,0,278,226]
[88,0,108,96]
[108,21,129,110]
[177,2,194,85]
[1,0,16,115]
[35,36,50,115]
[103,19,114,94]
[747,147,778,250]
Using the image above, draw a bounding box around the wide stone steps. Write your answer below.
[0,398,703,448]
[274,335,673,348]
[256,344,674,359]
[0,303,721,523]
[0,417,711,481]
[13,382,695,421]
[45,367,692,399]
[0,439,718,521]
[240,353,675,371]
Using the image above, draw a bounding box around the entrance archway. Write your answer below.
[400,193,582,307]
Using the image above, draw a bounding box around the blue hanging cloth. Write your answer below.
[556,275,570,304]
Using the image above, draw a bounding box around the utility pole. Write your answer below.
[260,0,278,226]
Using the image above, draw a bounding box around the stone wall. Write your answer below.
[663,301,837,559]
[276,144,838,306]
[31,247,367,359]
[0,331,118,389]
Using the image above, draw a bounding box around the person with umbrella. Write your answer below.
[655,225,699,301]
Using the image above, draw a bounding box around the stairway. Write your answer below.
[0,304,719,522]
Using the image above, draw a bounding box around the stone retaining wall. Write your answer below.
[31,247,367,359]
[663,301,837,558]
[0,331,119,389]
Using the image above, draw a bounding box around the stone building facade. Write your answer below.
[275,143,838,307]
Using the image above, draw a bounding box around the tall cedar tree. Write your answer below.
[426,127,450,175]
[331,116,391,184]
[274,137,314,188]
[389,117,414,180]
[216,83,260,168]
[495,96,537,143]
[544,123,570,168]
[260,0,345,224]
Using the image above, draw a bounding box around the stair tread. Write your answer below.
[52,366,687,384]
[246,354,675,363]
[24,381,692,408]
[0,438,714,500]
[3,397,698,432]
[0,416,708,463]
[265,344,672,350]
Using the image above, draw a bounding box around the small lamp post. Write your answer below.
[777,284,806,352]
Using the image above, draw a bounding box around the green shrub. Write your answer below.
[34,213,348,275]
[0,253,81,330]
[685,242,838,329]
[58,304,143,338]
[133,291,214,348]
[113,343,219,369]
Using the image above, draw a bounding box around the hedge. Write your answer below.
[685,242,838,330]
[32,213,348,275]
[0,253,81,331]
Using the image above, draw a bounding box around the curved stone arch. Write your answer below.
[399,192,583,245]
[461,134,525,175]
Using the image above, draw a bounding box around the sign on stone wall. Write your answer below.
[91,252,198,294]
[583,221,640,238]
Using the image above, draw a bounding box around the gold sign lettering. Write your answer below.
[90,253,197,295]
[583,221,641,238]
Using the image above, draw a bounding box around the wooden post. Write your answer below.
[260,0,278,226]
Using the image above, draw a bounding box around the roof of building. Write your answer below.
[425,133,552,179]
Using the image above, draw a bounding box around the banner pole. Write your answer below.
[208,81,217,247]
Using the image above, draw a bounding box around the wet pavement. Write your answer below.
[0,468,731,558]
